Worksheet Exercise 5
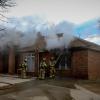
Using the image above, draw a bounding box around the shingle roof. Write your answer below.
[18,37,100,52]
[70,37,100,52]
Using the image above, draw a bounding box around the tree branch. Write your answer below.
[0,0,16,9]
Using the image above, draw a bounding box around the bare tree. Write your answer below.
[0,0,16,31]
[0,0,16,9]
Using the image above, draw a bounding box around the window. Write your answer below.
[55,50,71,70]
[58,54,68,70]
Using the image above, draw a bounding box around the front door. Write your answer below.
[27,53,35,72]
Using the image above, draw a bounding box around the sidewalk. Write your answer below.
[70,84,100,100]
[0,74,35,89]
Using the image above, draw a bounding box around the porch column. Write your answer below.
[0,52,3,73]
[8,47,15,74]
[34,49,39,76]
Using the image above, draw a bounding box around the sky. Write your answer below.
[75,18,99,37]
[75,18,100,45]
[0,0,100,46]
[4,0,100,24]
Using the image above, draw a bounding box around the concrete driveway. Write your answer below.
[0,76,100,100]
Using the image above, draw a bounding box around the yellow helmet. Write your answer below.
[24,58,27,62]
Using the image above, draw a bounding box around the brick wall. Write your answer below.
[71,50,88,79]
[88,50,100,80]
[8,47,15,74]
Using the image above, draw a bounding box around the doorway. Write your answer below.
[27,53,35,73]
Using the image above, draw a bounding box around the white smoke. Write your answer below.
[41,21,75,49]
[0,16,75,50]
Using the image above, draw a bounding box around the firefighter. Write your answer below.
[39,58,47,79]
[20,58,28,79]
[49,57,56,78]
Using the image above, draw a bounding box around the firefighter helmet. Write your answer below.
[24,58,27,62]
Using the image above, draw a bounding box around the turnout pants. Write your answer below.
[39,68,45,79]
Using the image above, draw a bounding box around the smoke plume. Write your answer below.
[0,16,75,50]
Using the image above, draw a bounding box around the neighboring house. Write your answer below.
[0,37,100,80]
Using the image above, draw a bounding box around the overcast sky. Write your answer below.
[5,0,100,24]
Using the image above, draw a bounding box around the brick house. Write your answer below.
[0,37,100,80]
[70,38,100,80]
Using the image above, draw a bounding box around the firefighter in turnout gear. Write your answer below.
[39,58,47,79]
[49,57,56,78]
[20,58,28,79]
